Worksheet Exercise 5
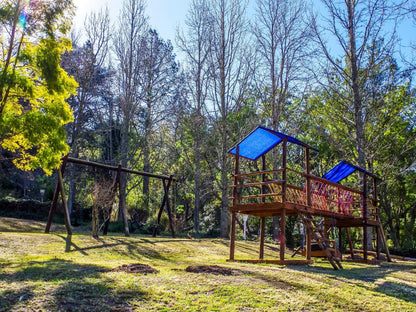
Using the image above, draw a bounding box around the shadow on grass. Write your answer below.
[56,235,169,261]
[0,259,149,311]
[287,261,416,304]
[53,279,147,312]
[0,286,34,312]
[0,258,107,282]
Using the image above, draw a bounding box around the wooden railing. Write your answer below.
[230,168,376,219]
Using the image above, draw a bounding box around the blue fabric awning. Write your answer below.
[228,126,318,161]
[323,160,379,183]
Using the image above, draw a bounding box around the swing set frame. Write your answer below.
[44,156,176,238]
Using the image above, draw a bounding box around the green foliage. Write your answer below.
[305,49,416,248]
[0,0,77,175]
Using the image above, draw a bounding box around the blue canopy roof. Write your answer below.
[323,160,379,183]
[228,126,318,161]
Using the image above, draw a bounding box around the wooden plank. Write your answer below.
[232,169,285,178]
[66,157,175,181]
[227,259,314,265]
[229,180,284,188]
[229,193,283,200]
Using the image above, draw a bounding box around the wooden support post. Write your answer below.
[152,177,174,237]
[376,226,380,260]
[57,167,72,235]
[306,227,311,260]
[280,138,287,261]
[363,174,368,261]
[373,178,381,260]
[261,155,266,198]
[230,212,236,260]
[282,137,287,203]
[45,157,68,233]
[259,217,265,260]
[165,176,175,238]
[118,165,130,237]
[103,169,120,235]
[230,145,239,261]
[259,155,266,260]
[346,228,355,258]
[305,148,311,207]
[280,208,286,261]
[378,224,392,262]
[338,227,343,260]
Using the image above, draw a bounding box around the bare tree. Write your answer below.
[177,0,212,236]
[207,0,252,238]
[114,0,148,236]
[135,29,178,210]
[313,0,403,249]
[62,8,111,216]
[254,0,315,239]
[254,0,314,132]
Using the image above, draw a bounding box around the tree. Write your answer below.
[0,0,77,174]
[177,0,212,236]
[254,0,315,239]
[61,8,111,214]
[313,0,403,249]
[113,0,148,236]
[306,43,416,249]
[206,0,252,238]
[135,29,178,211]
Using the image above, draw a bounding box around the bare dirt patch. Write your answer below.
[185,265,234,275]
[112,263,159,274]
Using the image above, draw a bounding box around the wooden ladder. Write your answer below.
[298,212,343,270]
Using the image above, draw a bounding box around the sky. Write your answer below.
[72,0,192,43]
[72,0,414,63]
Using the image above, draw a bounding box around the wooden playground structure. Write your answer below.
[227,126,391,270]
[45,156,176,238]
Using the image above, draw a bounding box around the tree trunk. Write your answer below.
[119,123,130,237]
[346,0,372,251]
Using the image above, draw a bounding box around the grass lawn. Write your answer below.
[1,217,416,311]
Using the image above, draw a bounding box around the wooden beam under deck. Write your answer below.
[230,202,356,219]
[227,259,314,265]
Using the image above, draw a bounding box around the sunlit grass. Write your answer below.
[1,218,416,311]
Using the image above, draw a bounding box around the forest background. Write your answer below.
[1,0,415,252]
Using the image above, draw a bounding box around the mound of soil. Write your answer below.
[185,265,233,276]
[112,263,158,274]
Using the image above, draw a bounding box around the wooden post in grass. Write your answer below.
[45,156,68,233]
[305,147,312,260]
[118,165,130,237]
[152,176,175,238]
[165,176,175,238]
[259,155,266,260]
[230,145,239,261]
[57,167,72,235]
[103,169,121,235]
[280,137,288,261]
